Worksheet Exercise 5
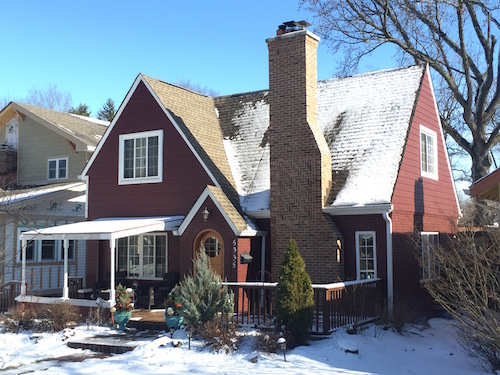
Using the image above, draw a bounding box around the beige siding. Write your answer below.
[17,117,90,185]
[0,124,7,145]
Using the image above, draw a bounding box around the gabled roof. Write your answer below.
[0,181,87,221]
[175,185,257,236]
[217,65,426,212]
[0,102,108,151]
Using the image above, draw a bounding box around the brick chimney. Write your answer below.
[267,22,342,283]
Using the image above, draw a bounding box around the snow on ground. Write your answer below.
[0,318,491,374]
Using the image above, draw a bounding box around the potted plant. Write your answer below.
[164,286,183,334]
[110,283,133,331]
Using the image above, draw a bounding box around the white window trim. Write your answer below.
[421,232,439,281]
[118,129,163,185]
[116,233,167,280]
[355,231,377,280]
[17,228,75,263]
[420,125,438,180]
[48,157,68,180]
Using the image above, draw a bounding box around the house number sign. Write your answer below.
[232,239,237,269]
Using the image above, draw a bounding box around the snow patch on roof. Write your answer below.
[219,94,270,212]
[318,65,424,206]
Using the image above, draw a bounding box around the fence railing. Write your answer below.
[223,278,382,334]
[0,282,22,312]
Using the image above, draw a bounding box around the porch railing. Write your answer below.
[0,282,22,312]
[223,278,382,334]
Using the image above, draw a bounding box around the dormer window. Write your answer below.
[48,157,68,180]
[420,125,438,180]
[118,130,163,185]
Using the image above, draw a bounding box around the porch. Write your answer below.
[1,278,382,334]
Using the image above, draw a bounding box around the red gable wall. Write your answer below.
[391,67,459,303]
[86,80,214,219]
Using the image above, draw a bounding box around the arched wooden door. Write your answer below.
[194,230,224,278]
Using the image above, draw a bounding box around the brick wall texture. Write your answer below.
[267,30,342,283]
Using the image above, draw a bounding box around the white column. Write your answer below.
[109,239,116,302]
[62,238,69,299]
[21,239,27,295]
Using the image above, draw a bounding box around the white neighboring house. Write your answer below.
[0,102,108,300]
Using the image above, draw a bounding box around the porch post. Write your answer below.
[109,239,116,302]
[21,239,27,295]
[62,238,69,299]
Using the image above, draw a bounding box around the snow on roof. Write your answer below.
[217,65,425,211]
[317,65,425,206]
[216,91,270,212]
[319,65,425,206]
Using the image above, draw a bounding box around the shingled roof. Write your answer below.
[0,102,108,150]
[217,65,426,211]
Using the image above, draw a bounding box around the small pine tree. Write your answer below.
[178,247,234,331]
[69,103,91,116]
[97,98,116,121]
[276,239,314,348]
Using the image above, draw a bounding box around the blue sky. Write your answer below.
[0,1,397,116]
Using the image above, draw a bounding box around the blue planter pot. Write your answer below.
[113,311,132,331]
[165,315,184,330]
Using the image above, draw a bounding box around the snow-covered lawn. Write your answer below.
[0,318,490,374]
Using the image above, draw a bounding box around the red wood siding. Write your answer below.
[391,68,459,309]
[332,214,387,283]
[86,81,214,219]
[177,197,240,281]
[392,68,459,226]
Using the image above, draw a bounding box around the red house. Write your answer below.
[20,22,459,312]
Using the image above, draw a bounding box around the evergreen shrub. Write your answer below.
[177,247,234,332]
[276,239,314,348]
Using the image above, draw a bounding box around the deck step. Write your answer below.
[67,338,137,354]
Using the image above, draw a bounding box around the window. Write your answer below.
[48,158,68,180]
[356,231,376,280]
[116,234,167,278]
[421,232,439,280]
[118,130,163,185]
[59,240,75,261]
[18,230,75,263]
[420,125,438,180]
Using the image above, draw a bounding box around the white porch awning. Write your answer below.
[20,216,185,241]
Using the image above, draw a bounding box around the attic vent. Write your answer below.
[277,20,311,35]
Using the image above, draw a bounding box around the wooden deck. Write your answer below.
[128,308,166,331]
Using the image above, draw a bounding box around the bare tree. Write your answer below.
[23,83,72,112]
[419,225,500,372]
[302,0,500,184]
[175,79,220,97]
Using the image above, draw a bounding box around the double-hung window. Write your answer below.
[118,130,163,184]
[421,232,439,281]
[356,231,376,280]
[420,125,438,180]
[48,157,68,180]
[116,234,167,278]
[18,230,75,263]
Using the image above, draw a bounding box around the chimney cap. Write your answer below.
[277,20,311,34]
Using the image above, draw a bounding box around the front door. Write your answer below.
[194,230,224,278]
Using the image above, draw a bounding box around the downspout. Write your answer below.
[383,207,394,317]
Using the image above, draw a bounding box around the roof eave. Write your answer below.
[323,203,393,216]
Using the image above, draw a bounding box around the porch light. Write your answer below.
[277,335,287,362]
[202,207,209,222]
